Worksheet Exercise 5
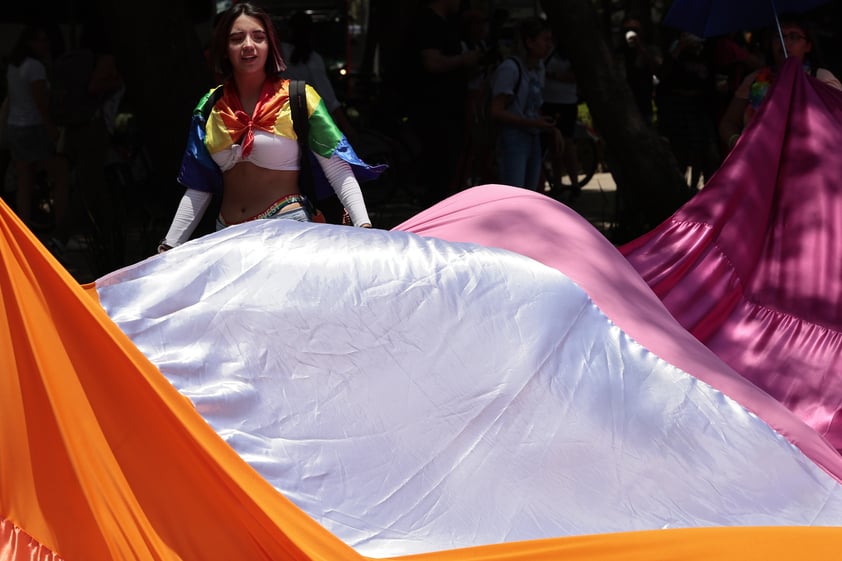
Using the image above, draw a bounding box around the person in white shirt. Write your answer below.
[489,17,557,191]
[5,25,70,249]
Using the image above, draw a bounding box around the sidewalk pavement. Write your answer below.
[565,172,619,235]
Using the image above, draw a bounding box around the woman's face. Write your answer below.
[29,30,51,61]
[772,24,812,65]
[227,14,269,77]
[528,29,554,59]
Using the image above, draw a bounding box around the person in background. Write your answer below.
[619,16,661,126]
[455,9,498,188]
[489,16,557,191]
[541,40,581,195]
[4,25,70,254]
[53,15,125,264]
[279,10,358,223]
[710,31,763,126]
[656,32,721,190]
[279,11,354,138]
[159,2,377,253]
[719,14,842,152]
[406,0,481,206]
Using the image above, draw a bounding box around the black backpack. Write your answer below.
[288,79,350,225]
[288,79,314,201]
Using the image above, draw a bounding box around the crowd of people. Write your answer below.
[619,13,841,189]
[1,15,124,270]
[396,2,842,202]
[2,1,841,275]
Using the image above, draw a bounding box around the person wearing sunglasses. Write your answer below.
[719,15,841,153]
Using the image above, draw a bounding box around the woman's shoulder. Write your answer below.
[815,68,842,91]
[494,56,521,77]
[196,84,226,117]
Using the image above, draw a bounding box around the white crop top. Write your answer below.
[211,130,300,172]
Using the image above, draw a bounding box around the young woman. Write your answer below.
[719,15,842,152]
[159,3,378,252]
[489,17,557,191]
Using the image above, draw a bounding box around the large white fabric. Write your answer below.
[96,219,842,558]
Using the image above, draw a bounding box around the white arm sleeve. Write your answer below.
[162,188,213,247]
[314,152,371,226]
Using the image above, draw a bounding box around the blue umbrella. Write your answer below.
[663,0,831,39]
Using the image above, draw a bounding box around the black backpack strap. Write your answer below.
[512,56,523,97]
[506,56,524,109]
[289,79,315,201]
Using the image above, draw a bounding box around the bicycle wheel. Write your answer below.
[558,137,598,189]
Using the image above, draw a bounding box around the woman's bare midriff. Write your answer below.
[220,162,301,223]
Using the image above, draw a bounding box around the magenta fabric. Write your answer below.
[621,57,842,451]
[394,183,842,482]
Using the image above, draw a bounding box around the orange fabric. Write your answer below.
[2,197,842,561]
[395,527,842,561]
[80,281,98,302]
[0,198,360,560]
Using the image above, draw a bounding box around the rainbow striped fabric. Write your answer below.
[178,78,384,199]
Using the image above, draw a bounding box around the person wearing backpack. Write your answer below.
[489,17,557,191]
[159,3,381,252]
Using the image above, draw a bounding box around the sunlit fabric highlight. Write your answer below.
[621,56,842,452]
[93,215,842,556]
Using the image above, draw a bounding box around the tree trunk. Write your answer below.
[541,0,689,243]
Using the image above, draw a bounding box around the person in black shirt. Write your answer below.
[406,0,482,206]
[619,16,661,126]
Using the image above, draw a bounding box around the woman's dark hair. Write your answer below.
[287,11,314,66]
[518,16,550,49]
[9,25,48,66]
[209,2,286,81]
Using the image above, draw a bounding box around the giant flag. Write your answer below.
[3,53,842,561]
[621,56,842,453]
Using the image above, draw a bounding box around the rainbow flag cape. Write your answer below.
[177,78,385,199]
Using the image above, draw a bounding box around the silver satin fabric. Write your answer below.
[96,220,842,558]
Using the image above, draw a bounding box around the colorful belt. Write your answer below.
[219,194,308,227]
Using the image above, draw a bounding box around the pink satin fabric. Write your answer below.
[0,518,63,561]
[621,57,842,451]
[394,183,842,482]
